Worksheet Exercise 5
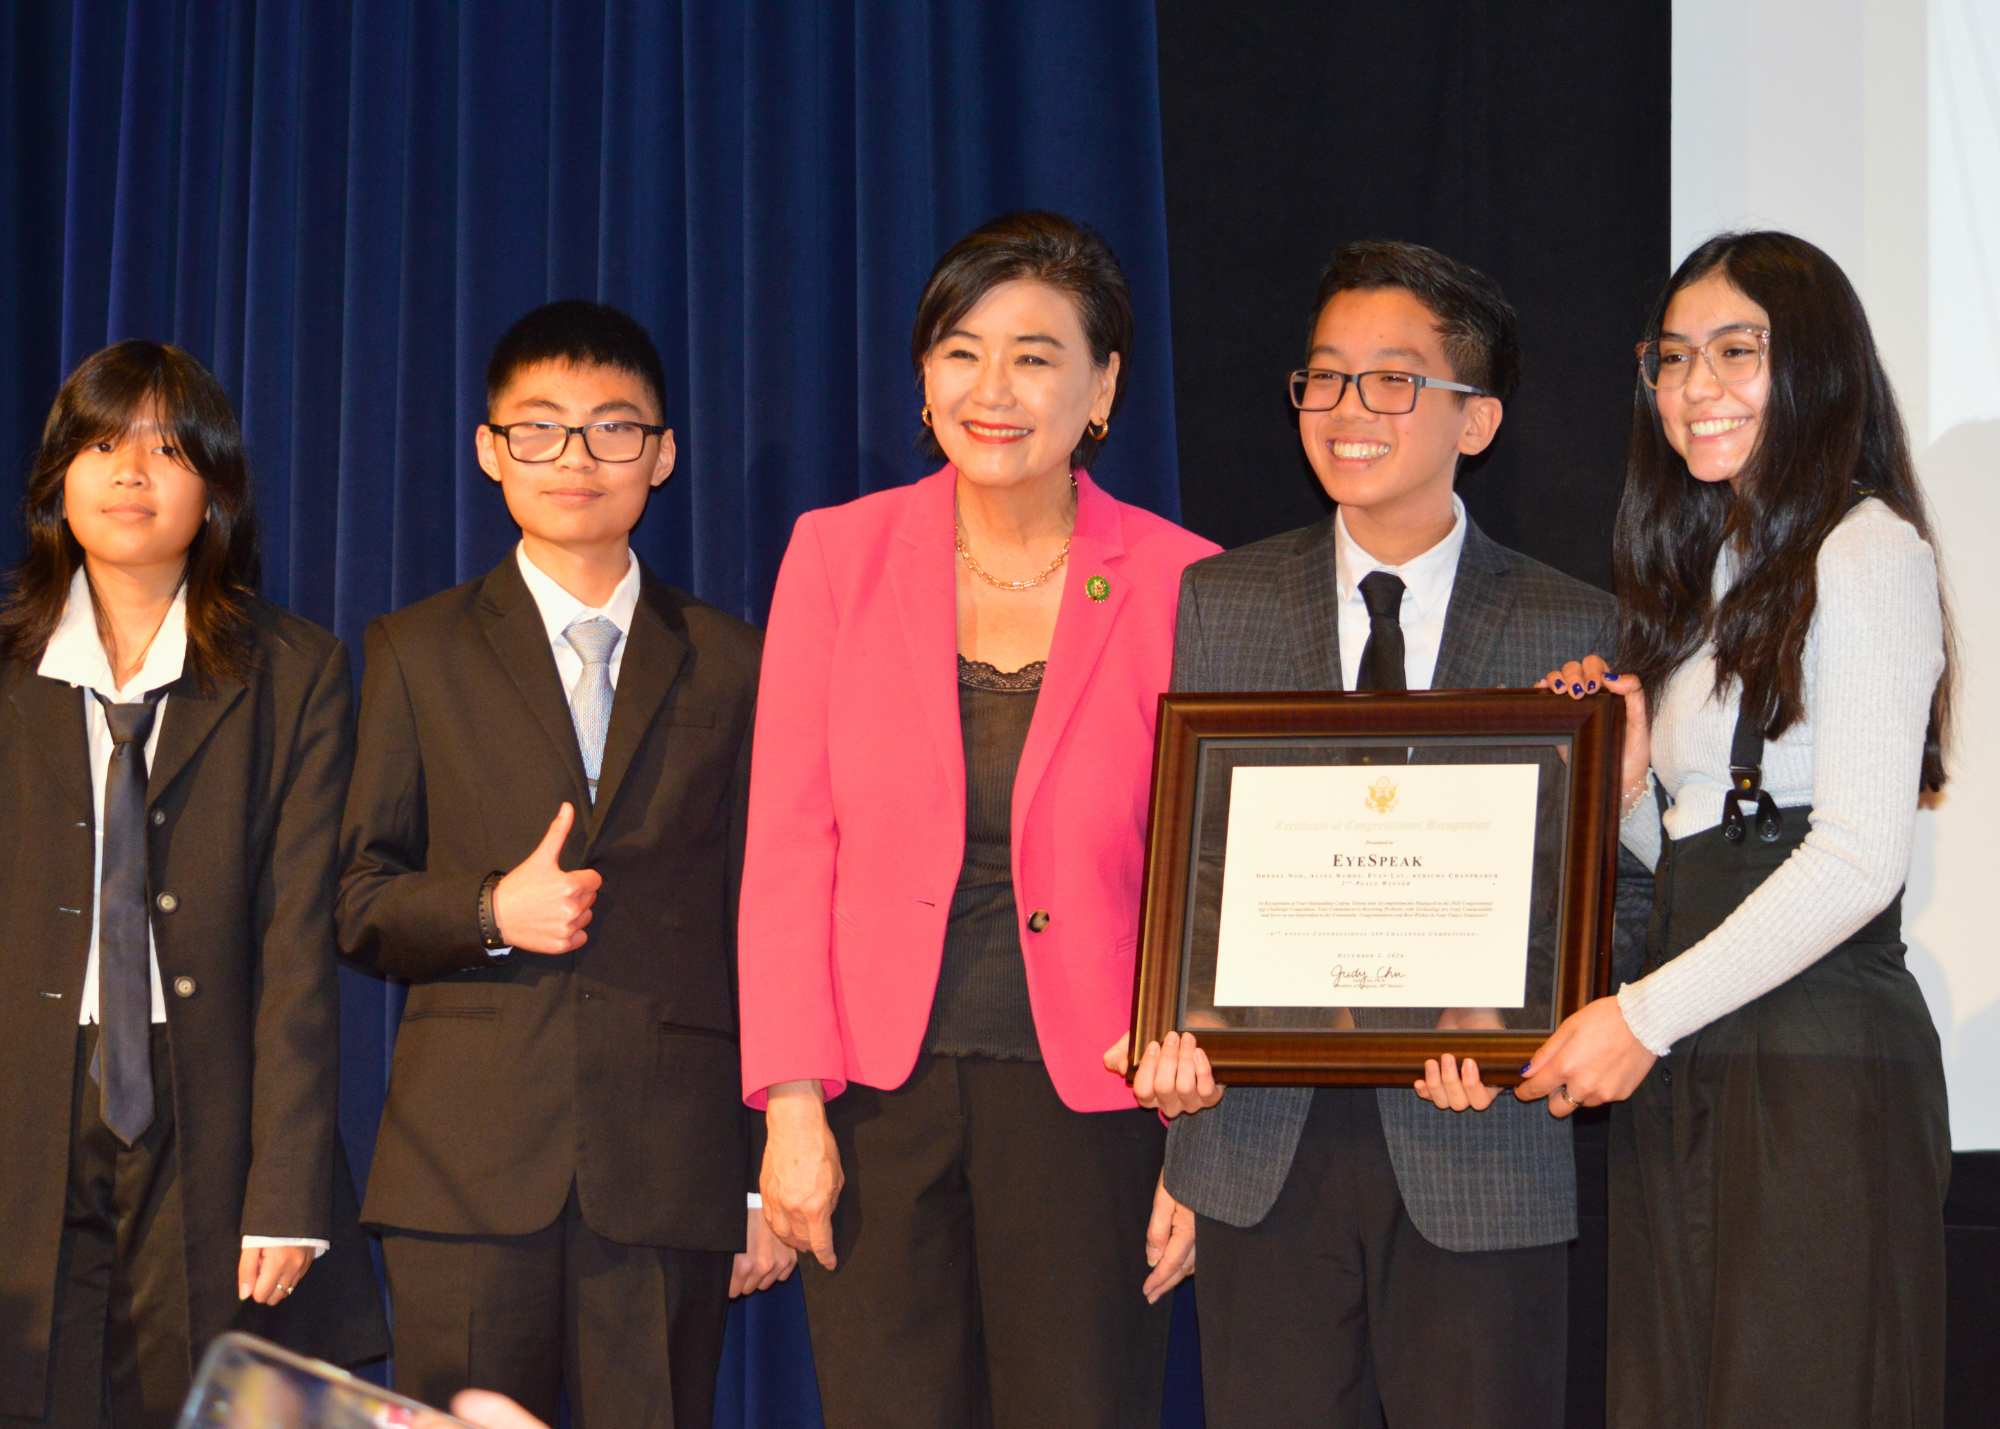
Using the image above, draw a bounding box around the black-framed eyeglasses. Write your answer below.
[1288,368,1487,414]
[1635,326,1770,391]
[485,420,666,463]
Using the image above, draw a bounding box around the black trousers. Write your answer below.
[1,1027,189,1429]
[1195,1089,1568,1429]
[1609,817,1950,1428]
[802,1055,1173,1429]
[379,1190,733,1429]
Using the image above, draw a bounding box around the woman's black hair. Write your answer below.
[910,211,1133,472]
[1614,230,1954,791]
[0,340,261,686]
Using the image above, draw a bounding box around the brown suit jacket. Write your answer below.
[336,554,760,1252]
[0,599,387,1418]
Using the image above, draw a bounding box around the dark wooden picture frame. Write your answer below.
[1125,689,1625,1086]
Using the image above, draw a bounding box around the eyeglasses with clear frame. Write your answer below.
[485,420,667,463]
[1636,326,1770,391]
[1288,368,1488,414]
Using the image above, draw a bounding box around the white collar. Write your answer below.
[1333,494,1467,621]
[515,542,642,645]
[38,566,189,700]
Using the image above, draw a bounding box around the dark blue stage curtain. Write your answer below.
[1,4,1188,1426]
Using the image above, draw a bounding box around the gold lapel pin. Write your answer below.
[1086,575,1110,602]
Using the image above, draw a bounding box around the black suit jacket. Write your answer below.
[337,554,761,1252]
[0,600,387,1417]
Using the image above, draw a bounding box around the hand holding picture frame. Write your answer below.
[1124,689,1624,1086]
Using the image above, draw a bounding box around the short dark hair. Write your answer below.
[486,301,668,420]
[1309,241,1521,405]
[0,340,259,686]
[910,211,1134,471]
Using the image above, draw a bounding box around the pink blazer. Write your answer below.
[738,467,1220,1113]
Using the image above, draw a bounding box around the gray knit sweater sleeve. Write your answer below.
[1615,502,1943,1055]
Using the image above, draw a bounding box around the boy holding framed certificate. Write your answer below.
[1127,242,1649,1429]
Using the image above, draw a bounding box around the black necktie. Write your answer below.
[96,690,164,1145]
[1355,571,1407,692]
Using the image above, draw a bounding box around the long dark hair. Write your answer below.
[1614,231,1953,791]
[0,340,261,686]
[911,210,1134,472]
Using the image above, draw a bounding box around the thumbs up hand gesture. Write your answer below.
[492,803,602,954]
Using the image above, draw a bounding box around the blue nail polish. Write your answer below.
[1606,672,1620,680]
[1518,1063,1533,1075]
[1552,680,1566,692]
[1587,681,1599,692]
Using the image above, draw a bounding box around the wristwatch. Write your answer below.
[476,871,510,956]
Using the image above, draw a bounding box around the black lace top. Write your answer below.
[921,656,1046,1061]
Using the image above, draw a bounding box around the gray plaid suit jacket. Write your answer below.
[1161,512,1652,1252]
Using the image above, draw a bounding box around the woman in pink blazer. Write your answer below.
[739,212,1219,1428]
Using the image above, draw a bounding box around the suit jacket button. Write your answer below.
[155,892,179,913]
[173,976,197,998]
[1027,910,1050,932]
[151,810,166,827]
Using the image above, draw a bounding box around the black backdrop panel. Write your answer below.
[1157,1,1671,592]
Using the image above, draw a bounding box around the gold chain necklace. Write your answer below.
[954,478,1076,592]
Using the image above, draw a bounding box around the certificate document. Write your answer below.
[1210,762,1543,1008]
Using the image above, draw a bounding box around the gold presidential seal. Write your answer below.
[1364,776,1399,814]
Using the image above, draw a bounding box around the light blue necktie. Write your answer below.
[563,615,620,802]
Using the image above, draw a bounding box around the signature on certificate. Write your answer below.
[1328,963,1405,989]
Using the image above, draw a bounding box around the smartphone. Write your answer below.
[176,1333,470,1429]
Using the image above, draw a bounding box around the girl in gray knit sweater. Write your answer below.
[1531,230,1955,1428]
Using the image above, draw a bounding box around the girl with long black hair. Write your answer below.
[1525,231,1953,1427]
[0,341,383,1429]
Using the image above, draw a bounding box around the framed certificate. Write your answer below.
[1125,690,1624,1086]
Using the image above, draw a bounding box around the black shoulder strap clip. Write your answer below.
[1724,481,1865,842]
[1723,701,1784,844]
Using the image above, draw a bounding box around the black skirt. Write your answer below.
[1607,810,1950,1428]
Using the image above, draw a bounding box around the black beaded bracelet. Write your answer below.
[476,871,508,951]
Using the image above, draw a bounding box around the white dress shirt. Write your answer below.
[1332,495,1467,692]
[38,567,183,1027]
[485,544,639,956]
[37,567,323,1255]
[515,542,640,697]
